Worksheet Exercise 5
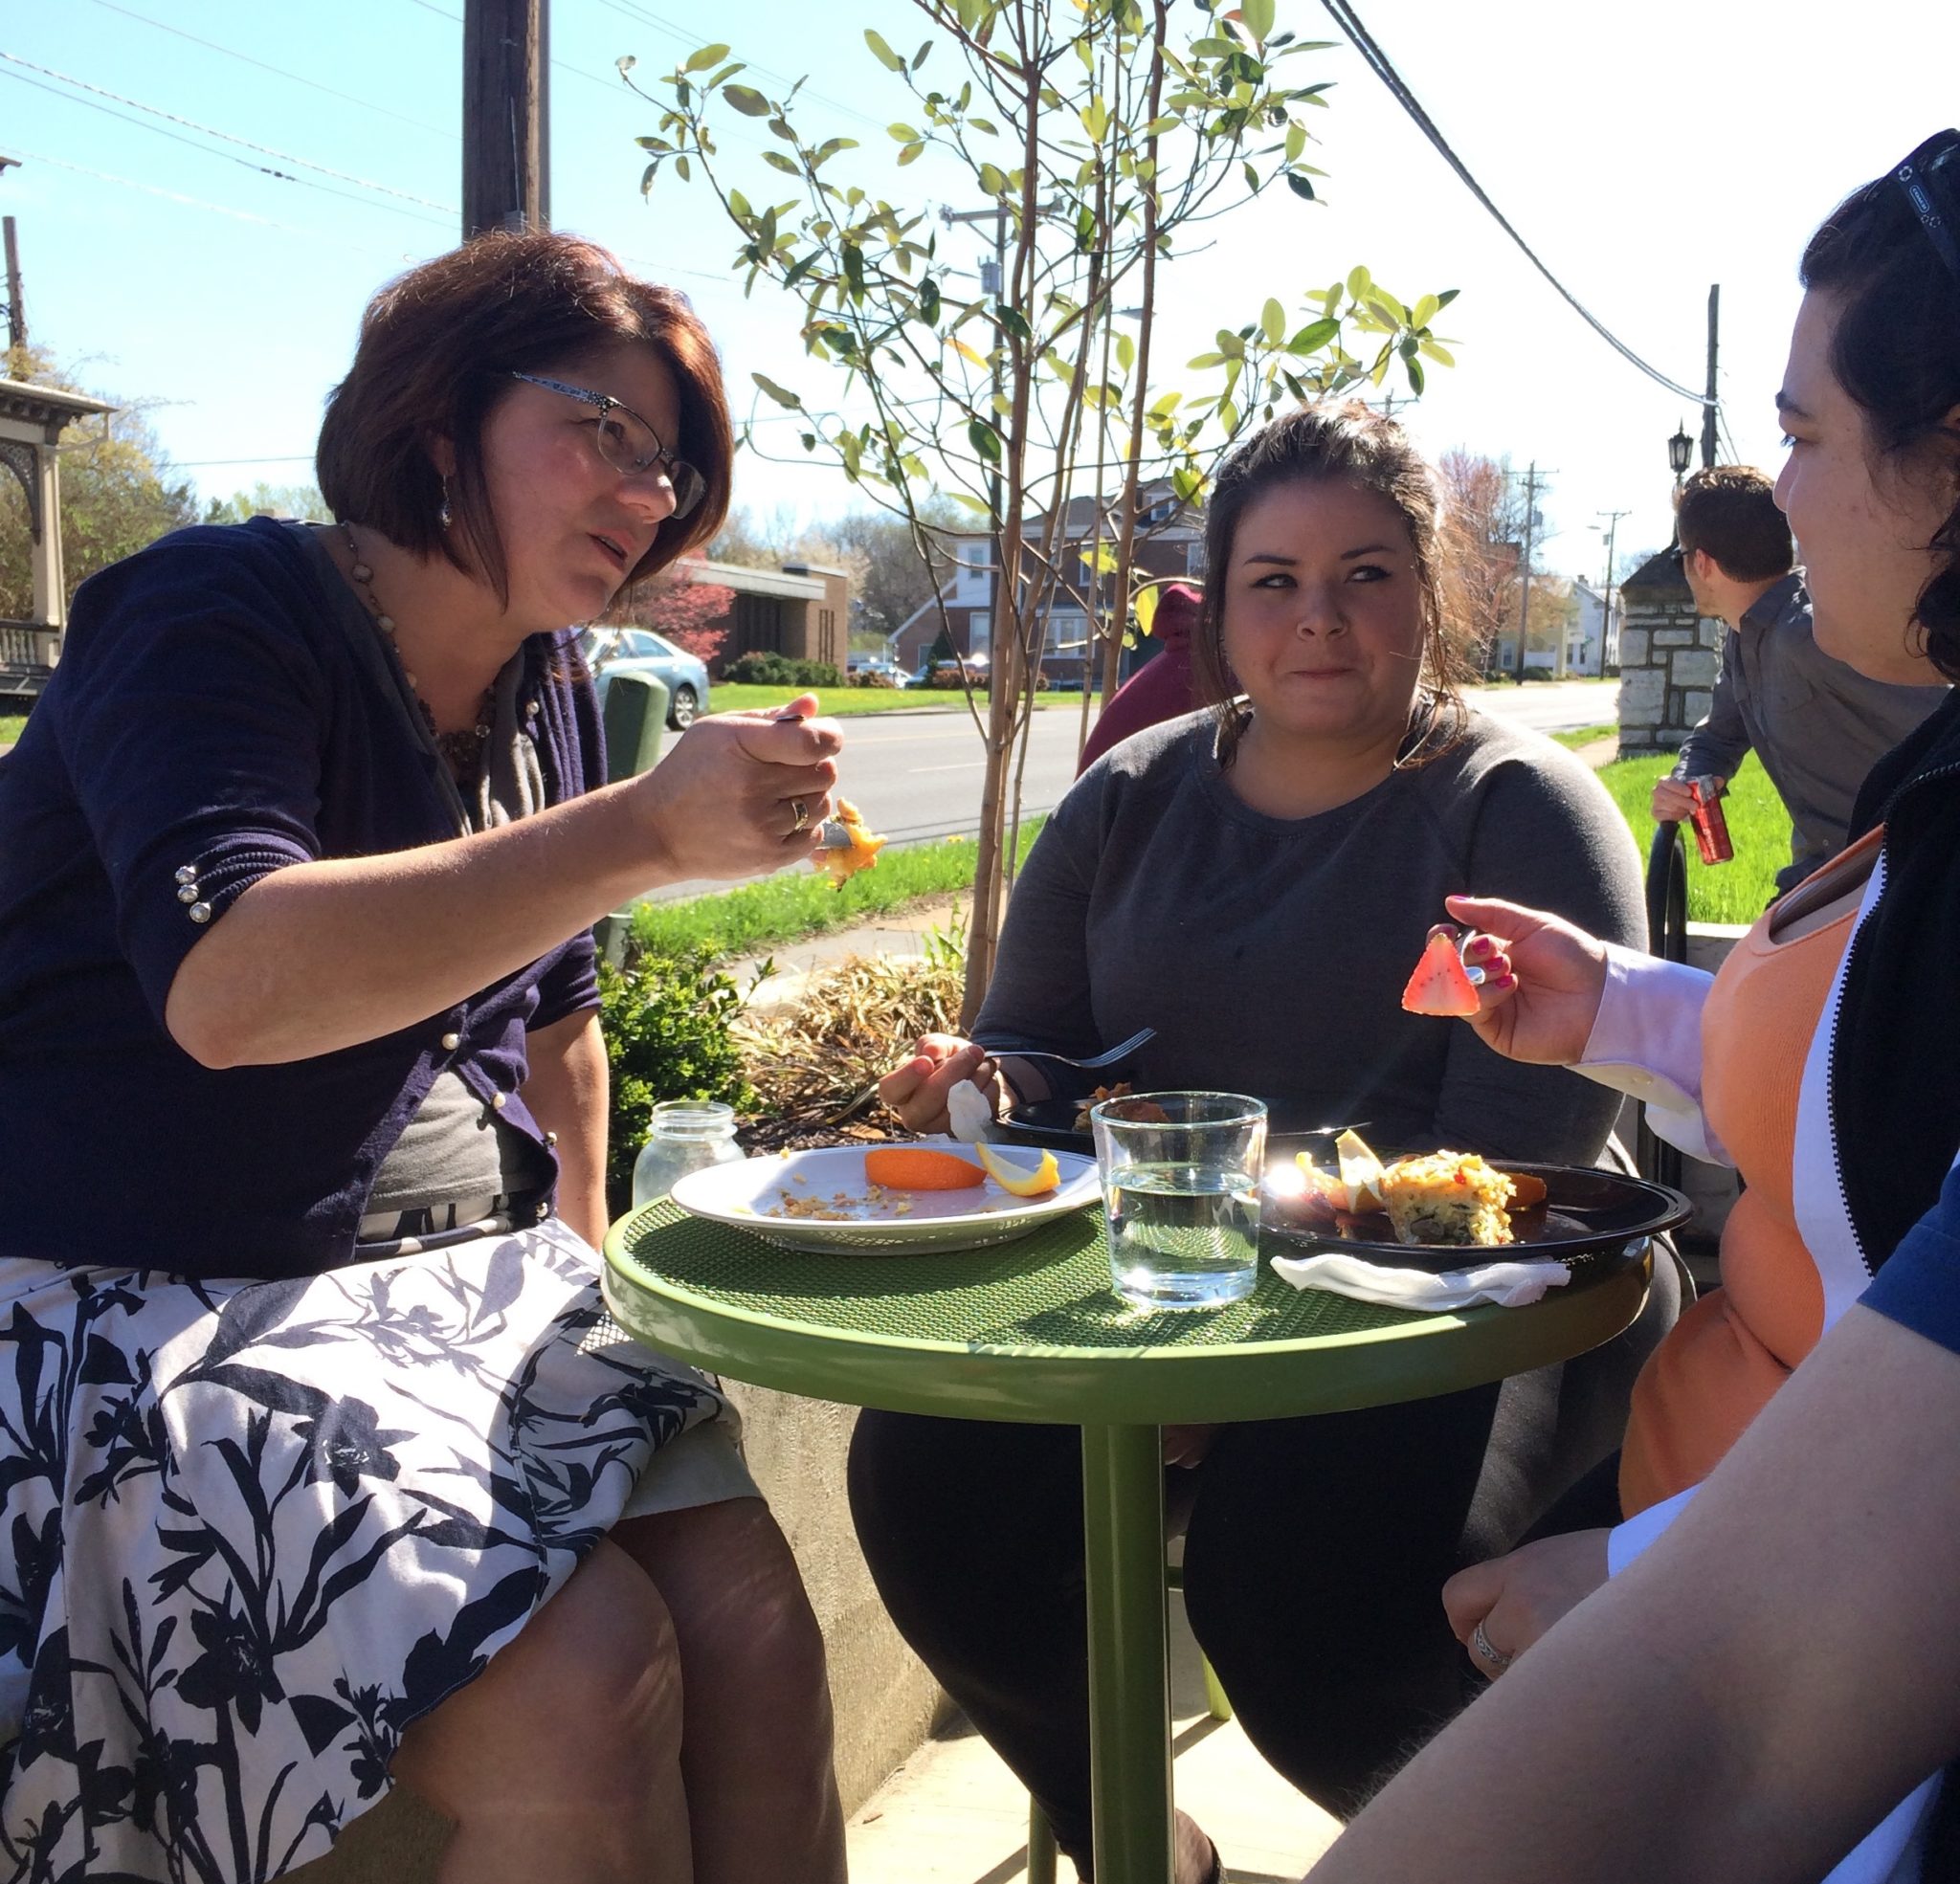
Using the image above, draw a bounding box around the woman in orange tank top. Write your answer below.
[1305,131,1960,1884]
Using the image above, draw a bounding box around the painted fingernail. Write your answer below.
[1492,973,1517,990]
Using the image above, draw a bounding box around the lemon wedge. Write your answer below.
[1335,1128,1387,1214]
[974,1142,1062,1197]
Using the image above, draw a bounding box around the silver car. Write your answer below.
[578,627,712,729]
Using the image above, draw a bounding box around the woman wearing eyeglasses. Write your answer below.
[1306,132,1960,1884]
[0,233,847,1883]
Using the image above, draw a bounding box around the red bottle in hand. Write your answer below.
[1686,777,1733,866]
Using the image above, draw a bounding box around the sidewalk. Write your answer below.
[846,1594,1340,1884]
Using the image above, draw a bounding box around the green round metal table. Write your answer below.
[603,1197,1652,1884]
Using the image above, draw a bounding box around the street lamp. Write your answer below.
[1668,422,1694,488]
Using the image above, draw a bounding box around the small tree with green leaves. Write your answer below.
[627,0,1453,1022]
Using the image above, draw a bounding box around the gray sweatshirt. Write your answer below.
[976,707,1644,1164]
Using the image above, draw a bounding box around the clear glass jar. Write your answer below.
[632,1100,744,1206]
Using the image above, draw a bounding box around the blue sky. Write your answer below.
[5,0,1956,582]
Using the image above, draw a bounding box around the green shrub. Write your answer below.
[724,651,843,688]
[848,668,901,688]
[597,947,756,1217]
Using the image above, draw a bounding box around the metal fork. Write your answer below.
[984,1027,1157,1076]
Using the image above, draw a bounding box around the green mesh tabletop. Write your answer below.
[602,1197,1651,1426]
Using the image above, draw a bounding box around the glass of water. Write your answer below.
[1090,1092,1267,1311]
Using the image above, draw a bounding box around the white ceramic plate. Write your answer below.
[668,1141,1102,1255]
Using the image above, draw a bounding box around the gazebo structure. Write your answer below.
[1,376,117,701]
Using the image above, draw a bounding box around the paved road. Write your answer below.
[643,680,1619,902]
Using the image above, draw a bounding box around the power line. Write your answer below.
[0,52,456,214]
[0,68,454,231]
[85,0,458,142]
[1318,0,1713,410]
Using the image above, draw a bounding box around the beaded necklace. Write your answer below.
[338,521,496,788]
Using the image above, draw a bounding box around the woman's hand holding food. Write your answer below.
[1440,1530,1612,1679]
[880,1036,1009,1137]
[1440,894,1612,1067]
[634,693,843,882]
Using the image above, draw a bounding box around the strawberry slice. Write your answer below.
[1400,930,1481,1017]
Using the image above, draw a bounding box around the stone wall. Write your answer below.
[1615,547,1724,756]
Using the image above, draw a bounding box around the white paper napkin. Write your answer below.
[1268,1250,1570,1310]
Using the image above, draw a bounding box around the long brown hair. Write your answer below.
[1190,401,1471,766]
[317,232,732,604]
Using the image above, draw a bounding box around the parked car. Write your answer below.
[577,627,711,728]
[846,657,914,688]
[914,654,991,690]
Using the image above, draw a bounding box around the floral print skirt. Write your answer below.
[0,1219,748,1883]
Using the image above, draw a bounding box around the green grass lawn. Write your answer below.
[708,684,1078,717]
[1550,723,1617,750]
[1593,751,1793,924]
[629,818,1047,962]
[0,713,27,745]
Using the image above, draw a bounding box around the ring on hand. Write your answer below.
[1471,1619,1514,1674]
[790,797,811,834]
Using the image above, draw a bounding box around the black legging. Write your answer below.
[848,1259,1676,1873]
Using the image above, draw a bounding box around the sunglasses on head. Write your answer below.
[1894,129,1960,283]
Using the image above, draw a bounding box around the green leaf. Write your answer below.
[1260,297,1286,344]
[685,42,730,71]
[1413,293,1439,328]
[761,149,800,175]
[1239,0,1277,40]
[899,141,924,166]
[978,162,1009,196]
[1080,97,1110,141]
[781,250,823,291]
[949,491,991,516]
[996,305,1033,344]
[1287,317,1340,353]
[888,122,921,142]
[1404,356,1426,396]
[675,154,691,182]
[1116,332,1135,372]
[751,372,803,409]
[918,277,942,323]
[1286,171,1316,202]
[913,39,933,70]
[1134,585,1160,636]
[1417,340,1456,366]
[1346,264,1372,300]
[723,84,771,116]
[968,418,1003,463]
[1284,122,1306,163]
[864,29,905,71]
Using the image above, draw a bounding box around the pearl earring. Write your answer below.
[438,477,454,530]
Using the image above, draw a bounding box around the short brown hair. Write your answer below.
[1675,466,1793,583]
[317,232,732,601]
[1191,401,1472,766]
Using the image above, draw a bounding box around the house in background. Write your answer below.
[891,482,1205,683]
[1567,579,1622,676]
[0,377,118,703]
[672,557,853,675]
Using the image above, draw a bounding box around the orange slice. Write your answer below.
[864,1146,988,1190]
[973,1142,1061,1197]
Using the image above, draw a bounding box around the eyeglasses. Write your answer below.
[1893,129,1960,283]
[507,371,708,519]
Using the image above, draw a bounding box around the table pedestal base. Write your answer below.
[1081,1423,1174,1884]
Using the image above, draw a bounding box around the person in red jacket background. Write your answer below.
[1076,580,1203,774]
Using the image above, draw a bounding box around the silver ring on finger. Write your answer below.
[1471,1619,1514,1674]
[790,797,811,835]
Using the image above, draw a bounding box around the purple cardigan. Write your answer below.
[0,519,604,1280]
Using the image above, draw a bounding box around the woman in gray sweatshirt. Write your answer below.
[856,403,1665,1882]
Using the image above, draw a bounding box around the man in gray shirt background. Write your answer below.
[1653,464,1947,895]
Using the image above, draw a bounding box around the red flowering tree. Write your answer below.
[631,560,736,664]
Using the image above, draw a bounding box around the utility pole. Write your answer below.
[2,216,23,357]
[1511,460,1550,682]
[1702,283,1720,470]
[462,0,549,239]
[1595,507,1631,676]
